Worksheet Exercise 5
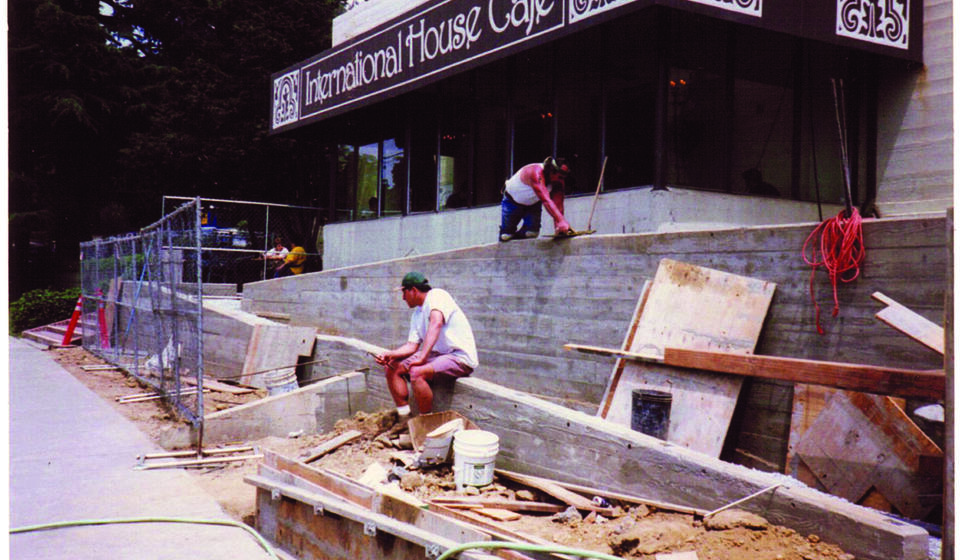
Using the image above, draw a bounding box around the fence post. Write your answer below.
[194,197,206,454]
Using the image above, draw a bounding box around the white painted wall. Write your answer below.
[324,187,842,269]
[332,0,431,45]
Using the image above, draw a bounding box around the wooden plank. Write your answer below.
[532,477,709,517]
[474,508,522,522]
[597,280,652,418]
[183,377,256,394]
[872,292,945,354]
[303,430,363,463]
[794,391,943,520]
[599,259,776,457]
[663,348,946,400]
[495,469,612,514]
[565,343,661,363]
[429,498,566,513]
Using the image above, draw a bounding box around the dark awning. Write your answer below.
[270,0,921,133]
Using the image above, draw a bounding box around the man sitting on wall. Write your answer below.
[499,156,572,241]
[375,271,478,419]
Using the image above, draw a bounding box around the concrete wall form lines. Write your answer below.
[875,0,954,216]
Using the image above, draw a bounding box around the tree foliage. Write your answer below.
[9,0,341,297]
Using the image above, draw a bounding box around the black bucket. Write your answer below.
[631,389,672,439]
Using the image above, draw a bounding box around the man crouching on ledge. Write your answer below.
[375,271,479,419]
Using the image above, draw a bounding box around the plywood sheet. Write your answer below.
[600,259,776,456]
[794,391,943,520]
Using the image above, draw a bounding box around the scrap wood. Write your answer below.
[430,497,567,513]
[429,503,558,546]
[303,430,363,463]
[565,343,661,364]
[530,476,709,517]
[134,453,263,470]
[183,377,256,395]
[704,484,781,518]
[475,508,522,522]
[872,292,945,354]
[663,347,945,400]
[495,469,612,514]
[138,445,255,462]
[80,365,120,371]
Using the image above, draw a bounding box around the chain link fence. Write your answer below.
[80,198,207,440]
[162,196,325,289]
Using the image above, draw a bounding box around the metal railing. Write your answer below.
[81,198,207,443]
[162,196,325,288]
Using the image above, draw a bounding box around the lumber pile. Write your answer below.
[570,260,945,522]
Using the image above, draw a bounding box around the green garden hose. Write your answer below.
[10,516,278,559]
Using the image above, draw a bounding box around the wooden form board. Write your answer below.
[240,324,316,385]
[872,292,945,355]
[599,259,776,456]
[794,391,943,520]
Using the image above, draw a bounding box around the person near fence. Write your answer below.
[273,240,307,278]
[375,271,478,418]
[264,236,288,262]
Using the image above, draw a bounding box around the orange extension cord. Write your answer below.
[801,207,865,334]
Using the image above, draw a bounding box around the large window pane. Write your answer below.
[512,48,554,170]
[730,27,794,198]
[409,92,439,213]
[381,138,405,216]
[602,14,658,191]
[439,110,471,210]
[357,142,379,219]
[556,27,603,195]
[667,14,728,189]
[335,144,356,222]
[474,61,509,206]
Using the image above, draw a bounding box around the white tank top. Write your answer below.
[504,164,549,206]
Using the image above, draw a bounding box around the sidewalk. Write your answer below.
[8,337,274,560]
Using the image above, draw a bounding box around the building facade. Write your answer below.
[270,0,951,269]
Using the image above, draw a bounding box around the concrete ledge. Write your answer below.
[158,371,371,448]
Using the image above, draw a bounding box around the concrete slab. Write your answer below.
[8,337,274,560]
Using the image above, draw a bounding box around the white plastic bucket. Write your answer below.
[453,430,499,489]
[264,367,298,396]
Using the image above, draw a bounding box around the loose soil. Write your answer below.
[52,345,856,560]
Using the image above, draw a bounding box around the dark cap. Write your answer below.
[401,271,429,289]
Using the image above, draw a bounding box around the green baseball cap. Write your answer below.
[401,271,429,289]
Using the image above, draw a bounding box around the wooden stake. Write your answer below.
[134,454,263,470]
[705,484,781,518]
[585,156,608,232]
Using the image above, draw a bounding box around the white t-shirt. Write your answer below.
[265,246,289,259]
[407,288,479,369]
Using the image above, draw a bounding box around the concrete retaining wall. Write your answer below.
[241,214,948,468]
[158,371,370,448]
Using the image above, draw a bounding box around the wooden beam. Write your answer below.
[663,348,944,400]
[564,343,662,363]
[429,498,566,513]
[303,430,363,463]
[872,292,945,355]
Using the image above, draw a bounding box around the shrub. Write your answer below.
[10,287,82,335]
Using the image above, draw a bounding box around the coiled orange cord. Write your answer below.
[802,208,865,334]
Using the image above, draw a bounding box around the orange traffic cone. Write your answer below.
[61,295,83,346]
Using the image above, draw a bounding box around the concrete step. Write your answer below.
[22,319,83,347]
